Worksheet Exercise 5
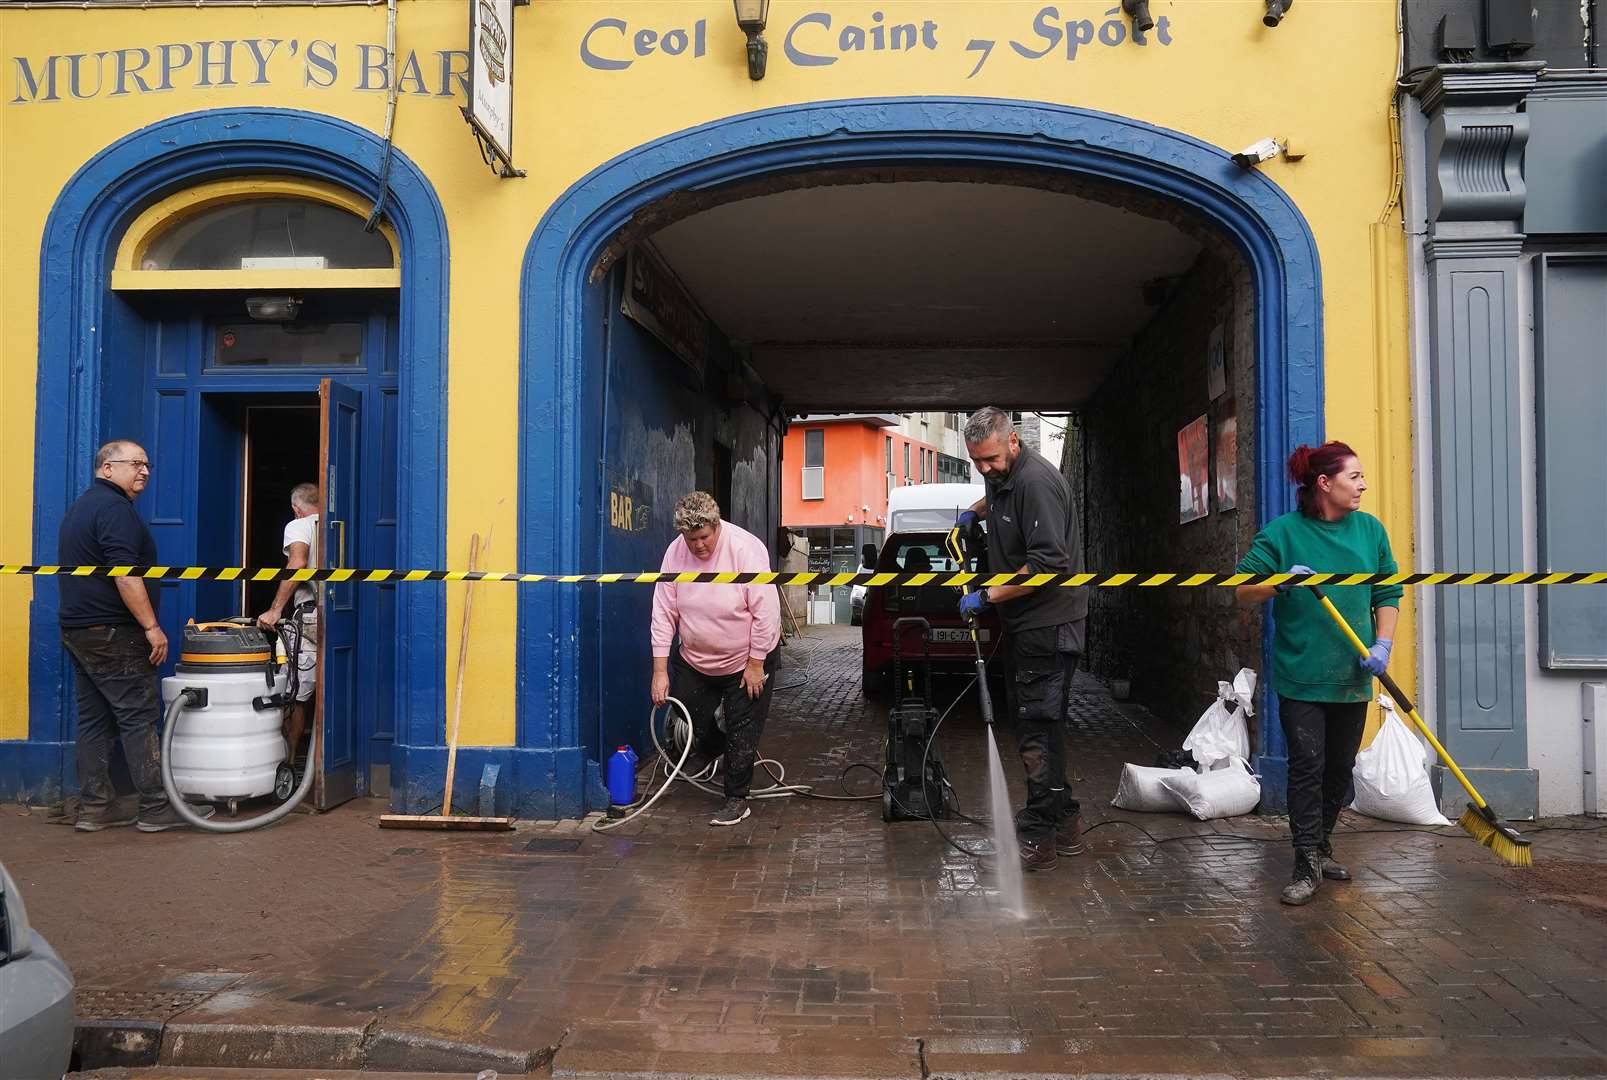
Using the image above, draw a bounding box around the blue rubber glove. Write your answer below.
[1360,637,1393,677]
[1274,564,1315,594]
[956,509,980,529]
[958,590,990,618]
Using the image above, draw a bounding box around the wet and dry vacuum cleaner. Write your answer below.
[158,606,317,831]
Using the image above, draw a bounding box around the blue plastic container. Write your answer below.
[605,745,638,806]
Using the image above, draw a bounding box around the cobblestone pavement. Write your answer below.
[6,625,1605,1078]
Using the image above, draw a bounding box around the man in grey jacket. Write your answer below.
[957,407,1088,871]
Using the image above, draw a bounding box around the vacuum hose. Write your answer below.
[159,689,317,832]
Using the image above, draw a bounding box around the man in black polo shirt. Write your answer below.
[58,440,209,832]
[956,407,1088,871]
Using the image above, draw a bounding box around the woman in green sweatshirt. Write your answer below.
[1236,440,1402,906]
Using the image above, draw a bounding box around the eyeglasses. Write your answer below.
[105,459,152,471]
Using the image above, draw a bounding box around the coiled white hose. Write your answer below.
[592,696,878,832]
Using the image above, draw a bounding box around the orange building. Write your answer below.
[782,414,969,622]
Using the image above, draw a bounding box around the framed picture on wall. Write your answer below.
[1178,415,1209,524]
[1206,323,1227,401]
[1215,403,1237,511]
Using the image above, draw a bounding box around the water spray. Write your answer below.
[946,525,1027,918]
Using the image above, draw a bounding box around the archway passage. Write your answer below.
[519,99,1323,814]
[643,165,1259,724]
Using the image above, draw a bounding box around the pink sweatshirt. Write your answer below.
[650,520,780,676]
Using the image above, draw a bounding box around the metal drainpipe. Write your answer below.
[364,0,401,232]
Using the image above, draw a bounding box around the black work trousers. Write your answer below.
[670,646,779,800]
[1278,696,1368,854]
[62,624,169,816]
[1009,623,1082,840]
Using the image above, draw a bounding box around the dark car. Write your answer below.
[860,529,1005,698]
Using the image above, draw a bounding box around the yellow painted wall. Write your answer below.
[0,0,1412,746]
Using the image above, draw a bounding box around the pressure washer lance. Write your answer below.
[945,524,1028,914]
[159,602,318,833]
[945,525,995,727]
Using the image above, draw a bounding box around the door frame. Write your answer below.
[18,109,448,809]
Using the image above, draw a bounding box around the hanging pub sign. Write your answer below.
[621,246,710,383]
[463,0,522,177]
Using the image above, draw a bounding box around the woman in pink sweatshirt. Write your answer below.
[649,492,781,826]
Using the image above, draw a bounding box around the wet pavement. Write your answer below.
[5,625,1605,1078]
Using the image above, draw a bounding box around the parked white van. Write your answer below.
[851,483,984,623]
[887,483,984,535]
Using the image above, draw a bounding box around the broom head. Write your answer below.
[1459,803,1532,868]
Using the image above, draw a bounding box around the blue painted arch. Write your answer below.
[14,108,448,801]
[518,97,1324,810]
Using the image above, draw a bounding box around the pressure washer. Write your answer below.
[881,616,955,822]
[158,603,317,832]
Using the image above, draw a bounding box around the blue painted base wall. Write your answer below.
[389,744,603,820]
[0,742,71,806]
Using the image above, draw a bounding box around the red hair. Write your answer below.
[1288,441,1357,517]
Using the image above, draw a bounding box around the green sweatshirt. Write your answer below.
[1237,510,1403,703]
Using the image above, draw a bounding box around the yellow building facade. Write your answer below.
[1,1,1413,815]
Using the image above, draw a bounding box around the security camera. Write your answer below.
[1231,137,1283,169]
[1263,0,1293,26]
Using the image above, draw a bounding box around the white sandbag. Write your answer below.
[1159,756,1262,820]
[1351,696,1451,826]
[1111,763,1191,813]
[1182,668,1256,770]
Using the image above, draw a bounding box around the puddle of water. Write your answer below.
[984,728,1027,919]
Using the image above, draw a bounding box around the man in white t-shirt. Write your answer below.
[257,482,319,764]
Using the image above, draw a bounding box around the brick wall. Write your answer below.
[1072,245,1262,729]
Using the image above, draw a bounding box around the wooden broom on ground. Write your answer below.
[380,530,515,831]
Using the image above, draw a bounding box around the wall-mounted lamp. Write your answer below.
[733,0,771,80]
[1263,0,1292,27]
[245,295,301,322]
[1122,0,1155,34]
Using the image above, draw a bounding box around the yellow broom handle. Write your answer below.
[1310,588,1490,811]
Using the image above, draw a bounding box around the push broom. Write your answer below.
[380,529,515,831]
[1308,584,1531,867]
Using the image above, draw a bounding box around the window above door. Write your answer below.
[112,178,401,292]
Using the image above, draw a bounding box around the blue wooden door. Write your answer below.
[316,378,363,809]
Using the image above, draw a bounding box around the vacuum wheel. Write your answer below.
[881,787,895,822]
[273,763,296,802]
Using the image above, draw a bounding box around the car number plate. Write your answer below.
[931,628,988,644]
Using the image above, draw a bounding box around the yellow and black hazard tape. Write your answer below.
[2,565,1605,588]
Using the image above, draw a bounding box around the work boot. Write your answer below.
[1055,812,1086,856]
[1320,839,1350,881]
[1279,850,1322,905]
[74,805,137,832]
[709,798,751,826]
[1019,835,1059,872]
[136,801,217,833]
